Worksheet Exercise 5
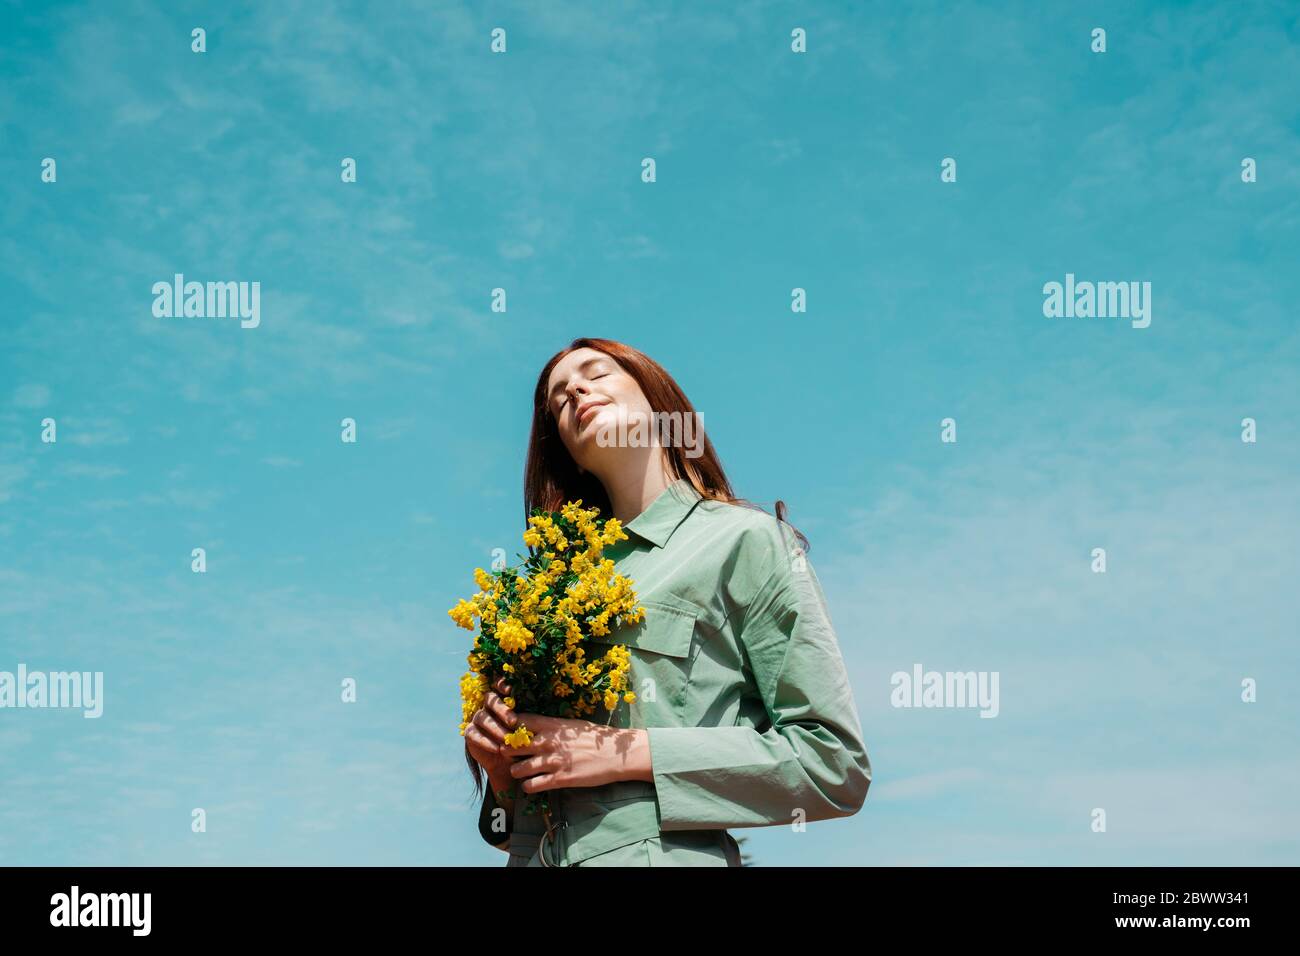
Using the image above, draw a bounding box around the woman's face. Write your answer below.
[545,347,655,469]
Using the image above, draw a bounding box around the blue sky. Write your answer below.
[1,0,1297,865]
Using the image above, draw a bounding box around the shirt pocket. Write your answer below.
[585,597,698,727]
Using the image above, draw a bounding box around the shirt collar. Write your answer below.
[624,478,702,548]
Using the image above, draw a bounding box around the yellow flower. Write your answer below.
[447,599,478,630]
[502,724,534,748]
[454,501,650,754]
[496,616,535,654]
[601,518,627,545]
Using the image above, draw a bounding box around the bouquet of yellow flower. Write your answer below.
[449,500,646,819]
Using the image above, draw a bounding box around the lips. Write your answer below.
[576,400,610,426]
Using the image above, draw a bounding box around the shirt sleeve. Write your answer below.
[646,555,872,831]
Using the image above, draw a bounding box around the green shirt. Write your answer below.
[479,477,871,866]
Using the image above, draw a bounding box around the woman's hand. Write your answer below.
[503,713,653,793]
[465,677,522,800]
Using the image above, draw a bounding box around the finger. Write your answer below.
[465,724,503,762]
[520,773,557,795]
[486,693,518,729]
[484,688,517,720]
[465,723,496,755]
[467,715,501,752]
[510,752,561,776]
[473,708,511,747]
[507,755,537,778]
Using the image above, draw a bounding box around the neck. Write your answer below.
[591,452,674,525]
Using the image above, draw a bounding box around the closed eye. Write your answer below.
[556,374,609,413]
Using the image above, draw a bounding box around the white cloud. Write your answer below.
[66,418,130,447]
[12,384,51,408]
[60,463,127,479]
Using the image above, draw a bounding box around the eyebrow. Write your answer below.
[548,356,606,402]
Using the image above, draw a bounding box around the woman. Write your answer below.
[463,337,871,866]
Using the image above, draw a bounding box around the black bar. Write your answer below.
[0,865,1278,941]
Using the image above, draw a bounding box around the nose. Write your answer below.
[566,379,591,404]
